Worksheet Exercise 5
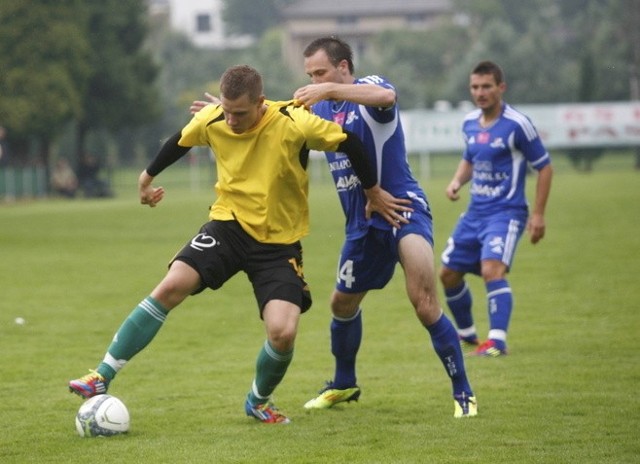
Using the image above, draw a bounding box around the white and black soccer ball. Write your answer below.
[75,394,130,437]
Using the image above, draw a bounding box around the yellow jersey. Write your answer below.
[178,100,347,244]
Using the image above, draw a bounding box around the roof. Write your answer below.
[282,0,452,18]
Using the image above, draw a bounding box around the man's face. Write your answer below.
[220,94,264,134]
[469,73,505,112]
[303,49,346,84]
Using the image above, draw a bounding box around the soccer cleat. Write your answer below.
[69,370,109,399]
[245,398,291,424]
[454,392,478,418]
[469,339,507,357]
[303,382,361,410]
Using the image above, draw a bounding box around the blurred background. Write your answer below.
[0,0,638,200]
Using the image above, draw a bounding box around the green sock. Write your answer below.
[248,341,293,404]
[97,296,168,380]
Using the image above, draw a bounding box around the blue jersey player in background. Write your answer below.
[440,61,553,357]
[294,36,477,418]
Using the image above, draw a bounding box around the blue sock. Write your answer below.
[426,314,472,396]
[444,282,476,340]
[486,279,512,350]
[331,308,362,388]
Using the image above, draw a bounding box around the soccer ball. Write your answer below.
[75,394,130,437]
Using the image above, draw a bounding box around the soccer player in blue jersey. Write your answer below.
[439,61,553,357]
[293,36,477,417]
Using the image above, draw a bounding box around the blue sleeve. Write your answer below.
[515,123,551,170]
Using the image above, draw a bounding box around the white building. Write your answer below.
[147,0,252,49]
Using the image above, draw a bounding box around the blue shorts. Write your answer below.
[440,210,527,276]
[335,207,434,293]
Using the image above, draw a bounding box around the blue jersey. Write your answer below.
[462,103,550,215]
[312,75,429,239]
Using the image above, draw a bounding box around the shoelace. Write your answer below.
[78,369,104,382]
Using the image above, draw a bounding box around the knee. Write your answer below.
[152,279,193,311]
[439,267,462,289]
[152,262,201,309]
[268,326,297,352]
[330,293,360,319]
[413,292,442,326]
[480,260,507,282]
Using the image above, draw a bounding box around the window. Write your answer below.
[337,15,357,26]
[196,13,211,33]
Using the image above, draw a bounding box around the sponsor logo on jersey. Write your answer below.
[335,174,361,191]
[470,182,504,197]
[473,171,509,181]
[477,132,490,144]
[328,158,352,172]
[474,160,493,171]
[490,137,505,149]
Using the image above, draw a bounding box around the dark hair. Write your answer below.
[220,65,263,102]
[303,36,354,74]
[472,61,505,85]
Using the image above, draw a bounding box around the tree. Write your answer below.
[77,0,160,162]
[368,22,469,109]
[236,29,300,100]
[0,0,90,166]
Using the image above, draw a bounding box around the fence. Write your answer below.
[0,165,47,201]
[3,101,639,201]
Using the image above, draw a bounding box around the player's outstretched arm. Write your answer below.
[294,83,395,109]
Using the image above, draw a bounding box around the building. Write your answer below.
[147,0,252,49]
[281,0,453,71]
[146,0,453,65]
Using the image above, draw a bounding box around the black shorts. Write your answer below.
[171,220,312,315]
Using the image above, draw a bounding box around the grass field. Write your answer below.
[1,159,639,463]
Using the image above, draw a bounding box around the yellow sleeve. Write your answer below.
[178,105,221,147]
[288,105,346,151]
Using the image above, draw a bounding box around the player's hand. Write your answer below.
[190,92,220,114]
[293,83,332,108]
[138,170,165,208]
[445,180,462,201]
[363,185,413,229]
[527,213,546,244]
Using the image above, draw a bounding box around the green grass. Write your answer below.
[1,161,639,463]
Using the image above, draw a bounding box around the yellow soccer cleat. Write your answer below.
[454,393,478,418]
[304,382,361,410]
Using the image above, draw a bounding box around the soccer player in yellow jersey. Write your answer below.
[68,65,410,424]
